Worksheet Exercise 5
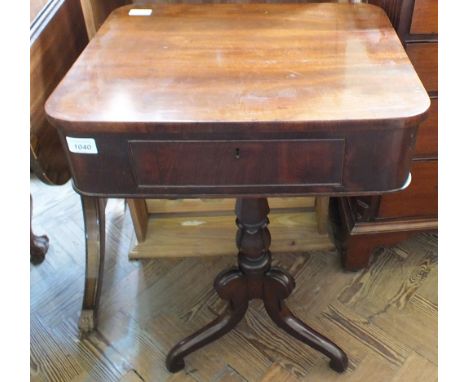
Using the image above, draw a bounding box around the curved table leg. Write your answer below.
[166,268,248,372]
[79,196,106,334]
[264,268,348,372]
[30,194,48,265]
[166,198,348,373]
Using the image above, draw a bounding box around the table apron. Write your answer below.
[59,128,418,198]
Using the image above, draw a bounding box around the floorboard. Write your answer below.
[30,176,437,381]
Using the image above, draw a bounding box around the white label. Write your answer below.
[66,137,98,154]
[128,9,152,16]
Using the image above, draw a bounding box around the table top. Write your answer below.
[46,3,429,130]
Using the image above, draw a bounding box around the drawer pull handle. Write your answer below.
[235,148,240,159]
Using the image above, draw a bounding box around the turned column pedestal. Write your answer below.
[166,198,348,373]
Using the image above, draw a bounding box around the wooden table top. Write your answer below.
[46,3,429,129]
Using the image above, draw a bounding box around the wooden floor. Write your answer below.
[30,175,438,382]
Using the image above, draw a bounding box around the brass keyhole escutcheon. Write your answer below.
[235,148,240,159]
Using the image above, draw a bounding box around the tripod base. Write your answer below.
[166,198,348,373]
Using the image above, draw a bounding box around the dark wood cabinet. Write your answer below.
[410,0,438,34]
[30,0,89,185]
[406,43,438,92]
[335,0,438,271]
[414,97,437,157]
[30,0,89,263]
[377,160,437,219]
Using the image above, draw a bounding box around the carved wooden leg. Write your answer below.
[166,198,348,373]
[166,268,249,372]
[79,196,106,334]
[30,194,49,265]
[264,268,348,372]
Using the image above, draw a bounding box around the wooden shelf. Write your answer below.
[129,198,334,259]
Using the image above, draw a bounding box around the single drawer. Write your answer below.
[377,160,437,219]
[414,97,437,158]
[410,0,438,35]
[406,43,438,93]
[129,139,345,188]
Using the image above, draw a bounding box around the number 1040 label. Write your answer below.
[66,137,98,154]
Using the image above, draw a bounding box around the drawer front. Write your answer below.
[410,0,438,35]
[406,43,438,93]
[129,140,345,188]
[378,160,437,219]
[63,126,416,197]
[414,97,437,158]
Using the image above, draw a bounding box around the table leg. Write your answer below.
[166,268,249,372]
[30,194,49,265]
[263,269,348,372]
[79,195,106,334]
[166,198,348,373]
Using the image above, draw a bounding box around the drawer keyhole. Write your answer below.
[235,148,240,159]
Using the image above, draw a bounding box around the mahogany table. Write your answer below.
[45,3,429,373]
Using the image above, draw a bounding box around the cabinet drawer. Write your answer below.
[407,43,438,93]
[410,0,438,35]
[414,97,437,158]
[377,160,437,219]
[129,140,345,188]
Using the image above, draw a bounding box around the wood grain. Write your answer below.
[33,1,437,379]
[45,3,429,126]
[128,196,328,264]
[377,160,438,219]
[127,199,149,242]
[315,196,330,234]
[30,175,437,381]
[410,0,438,35]
[129,209,334,259]
[130,140,344,187]
[79,0,130,38]
[339,237,438,363]
[44,2,428,199]
[335,0,438,272]
[414,97,437,158]
[145,197,316,214]
[260,363,301,382]
[406,42,438,93]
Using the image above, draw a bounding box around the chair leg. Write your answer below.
[30,194,48,265]
[79,196,106,334]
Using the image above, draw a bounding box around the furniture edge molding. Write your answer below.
[331,197,437,271]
